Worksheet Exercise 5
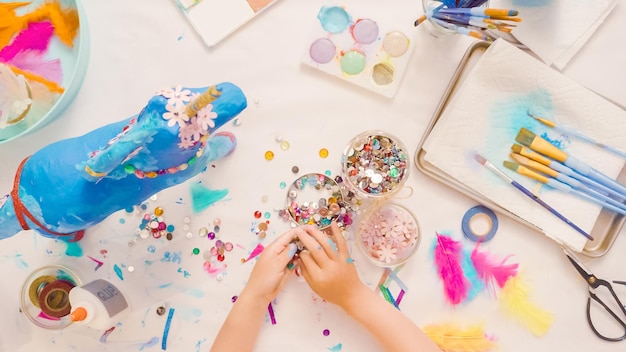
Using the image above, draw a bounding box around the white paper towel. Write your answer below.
[422,39,626,252]
[490,0,617,69]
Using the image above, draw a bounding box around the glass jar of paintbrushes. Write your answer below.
[417,1,521,41]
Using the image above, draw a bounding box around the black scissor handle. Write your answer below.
[586,287,626,342]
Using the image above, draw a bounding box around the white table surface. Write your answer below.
[1,0,625,351]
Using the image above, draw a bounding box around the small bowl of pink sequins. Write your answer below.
[356,202,421,267]
[342,131,410,200]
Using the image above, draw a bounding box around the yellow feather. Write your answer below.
[423,323,496,352]
[499,274,554,336]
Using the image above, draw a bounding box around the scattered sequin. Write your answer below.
[192,248,200,255]
[156,306,166,315]
[254,211,262,219]
[154,207,164,216]
[264,212,271,219]
[280,140,290,150]
[264,150,275,160]
[279,181,287,189]
[185,232,193,239]
[319,148,329,158]
[291,166,300,174]
[323,329,330,336]
[127,266,135,272]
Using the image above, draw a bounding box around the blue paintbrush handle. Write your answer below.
[565,156,626,197]
[510,180,594,241]
[545,179,626,214]
[551,160,626,201]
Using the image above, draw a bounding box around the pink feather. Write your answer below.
[433,233,469,305]
[8,51,63,84]
[470,243,519,294]
[0,21,55,62]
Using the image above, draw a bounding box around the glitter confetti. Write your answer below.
[87,256,103,271]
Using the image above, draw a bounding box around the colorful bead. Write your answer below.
[319,148,329,158]
[254,210,262,219]
[264,150,275,160]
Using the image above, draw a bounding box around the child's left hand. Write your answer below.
[239,227,301,304]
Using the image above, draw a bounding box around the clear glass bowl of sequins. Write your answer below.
[342,130,410,201]
[20,264,82,329]
[356,202,421,267]
[285,173,350,229]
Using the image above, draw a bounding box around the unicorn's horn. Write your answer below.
[185,85,222,117]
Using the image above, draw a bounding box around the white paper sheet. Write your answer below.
[490,0,617,69]
[422,39,626,252]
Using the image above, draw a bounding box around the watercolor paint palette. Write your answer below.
[175,0,279,47]
[302,4,416,98]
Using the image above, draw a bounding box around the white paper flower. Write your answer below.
[376,244,397,264]
[196,104,217,131]
[160,85,191,107]
[162,103,188,128]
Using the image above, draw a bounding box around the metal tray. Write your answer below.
[415,41,626,257]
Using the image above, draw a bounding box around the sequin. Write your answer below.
[166,233,173,241]
[291,166,300,174]
[254,210,262,218]
[185,232,193,239]
[213,218,221,226]
[192,248,200,255]
[258,222,268,231]
[156,306,166,315]
[127,266,135,272]
[319,148,329,158]
[280,140,290,150]
[198,227,209,237]
[280,181,287,189]
[264,150,275,160]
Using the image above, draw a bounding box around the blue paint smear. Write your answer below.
[65,241,83,257]
[184,287,205,298]
[195,339,207,352]
[318,6,352,34]
[139,336,159,351]
[113,264,124,280]
[482,88,554,162]
[191,183,228,213]
[327,343,343,351]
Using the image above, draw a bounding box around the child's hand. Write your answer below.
[240,229,299,304]
[295,223,366,309]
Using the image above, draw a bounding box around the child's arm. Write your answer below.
[210,229,298,352]
[296,223,441,352]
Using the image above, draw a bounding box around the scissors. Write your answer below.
[562,246,626,341]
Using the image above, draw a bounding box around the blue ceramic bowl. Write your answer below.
[0,0,90,144]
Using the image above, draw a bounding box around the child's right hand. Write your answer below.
[295,223,366,309]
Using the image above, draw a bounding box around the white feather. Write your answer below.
[0,63,32,128]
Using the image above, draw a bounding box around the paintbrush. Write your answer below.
[515,128,626,197]
[511,144,626,202]
[474,153,593,241]
[503,161,626,216]
[509,153,626,208]
[527,112,626,160]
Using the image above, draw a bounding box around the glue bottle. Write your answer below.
[68,279,131,330]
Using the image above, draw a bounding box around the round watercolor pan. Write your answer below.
[0,0,90,144]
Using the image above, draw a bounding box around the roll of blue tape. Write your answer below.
[462,205,498,242]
